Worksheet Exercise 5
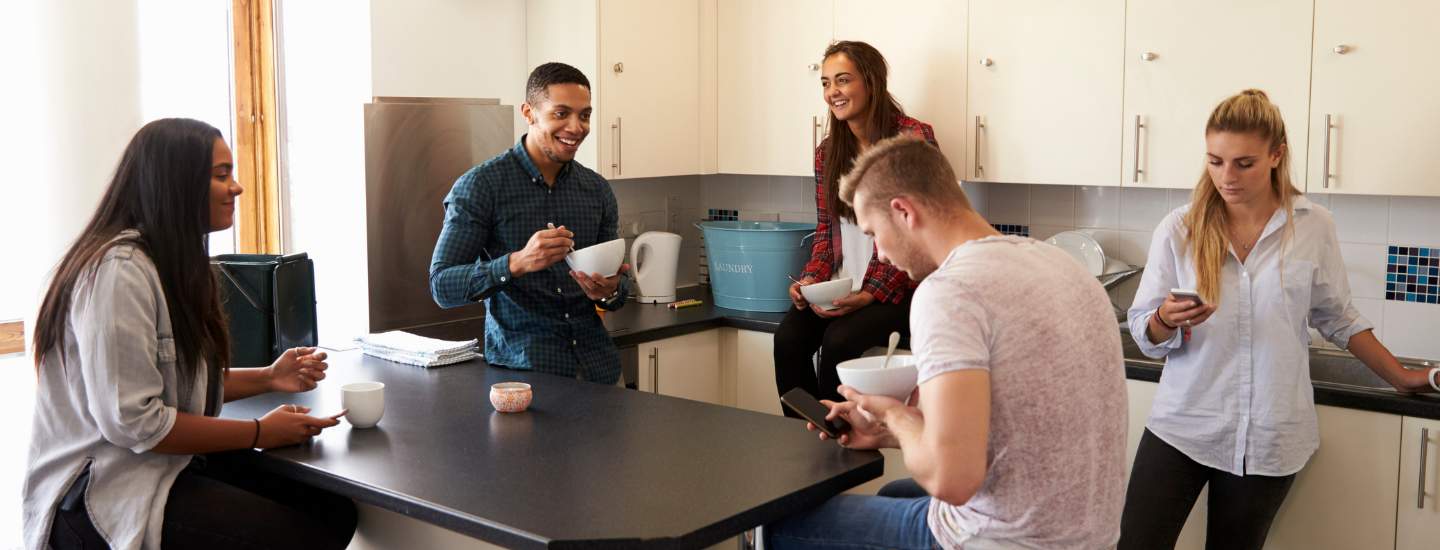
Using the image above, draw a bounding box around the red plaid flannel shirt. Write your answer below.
[800,115,937,304]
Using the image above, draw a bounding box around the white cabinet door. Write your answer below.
[598,0,700,179]
[717,0,831,176]
[1397,416,1440,550]
[966,0,1124,186]
[1265,405,1401,549]
[1309,0,1440,196]
[638,329,722,404]
[1121,0,1312,190]
[728,329,782,415]
[1125,379,1205,550]
[833,0,967,180]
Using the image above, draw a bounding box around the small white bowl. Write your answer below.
[565,238,626,277]
[800,277,853,310]
[836,355,919,402]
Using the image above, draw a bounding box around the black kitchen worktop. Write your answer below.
[222,351,882,549]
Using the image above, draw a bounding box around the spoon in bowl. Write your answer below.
[881,331,901,370]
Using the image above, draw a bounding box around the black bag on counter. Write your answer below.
[212,253,318,368]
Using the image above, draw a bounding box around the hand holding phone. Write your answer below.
[1169,288,1204,308]
[780,388,850,438]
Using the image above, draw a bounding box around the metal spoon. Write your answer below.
[881,331,901,370]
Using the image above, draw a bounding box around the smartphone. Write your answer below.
[780,388,851,438]
[1169,288,1204,308]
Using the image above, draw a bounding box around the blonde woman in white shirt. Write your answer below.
[1120,89,1437,549]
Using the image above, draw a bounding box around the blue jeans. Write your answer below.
[765,494,936,550]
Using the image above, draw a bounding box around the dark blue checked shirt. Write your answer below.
[430,135,628,383]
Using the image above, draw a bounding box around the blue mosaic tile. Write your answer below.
[992,224,1030,237]
[1387,245,1440,305]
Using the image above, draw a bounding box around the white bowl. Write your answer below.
[835,355,919,402]
[800,277,853,310]
[565,238,626,277]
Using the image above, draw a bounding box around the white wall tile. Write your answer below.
[670,208,704,242]
[1120,187,1171,232]
[1381,300,1440,360]
[1388,196,1440,248]
[961,180,989,218]
[638,211,668,236]
[1030,224,1073,242]
[1077,186,1120,229]
[1330,194,1390,244]
[1031,185,1075,227]
[1168,189,1193,212]
[739,211,779,222]
[1112,230,1154,268]
[779,211,814,223]
[1338,242,1387,300]
[986,182,1030,226]
[677,245,701,287]
[1305,192,1331,210]
[737,175,778,212]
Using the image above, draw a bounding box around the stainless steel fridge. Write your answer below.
[363,97,514,336]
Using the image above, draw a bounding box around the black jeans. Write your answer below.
[773,294,911,417]
[1119,429,1297,550]
[50,452,357,550]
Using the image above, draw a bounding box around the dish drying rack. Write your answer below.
[1097,265,1144,320]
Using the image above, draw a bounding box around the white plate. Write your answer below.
[1045,231,1107,276]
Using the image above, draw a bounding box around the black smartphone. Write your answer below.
[780,388,851,438]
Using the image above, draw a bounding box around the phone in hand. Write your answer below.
[780,388,851,438]
[1169,288,1205,308]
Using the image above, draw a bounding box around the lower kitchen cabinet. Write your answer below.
[1266,405,1402,549]
[636,329,722,404]
[726,328,782,415]
[1126,379,1205,550]
[1398,416,1440,550]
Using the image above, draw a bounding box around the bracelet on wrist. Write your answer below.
[1155,309,1177,330]
[250,418,261,449]
[1428,368,1440,393]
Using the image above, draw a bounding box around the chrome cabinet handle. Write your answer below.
[1133,115,1146,183]
[610,118,623,176]
[1421,427,1431,509]
[1140,52,1158,62]
[1322,114,1334,188]
[613,62,624,74]
[1334,44,1351,55]
[650,347,660,394]
[979,57,994,67]
[974,116,986,178]
[807,63,819,71]
[812,116,822,153]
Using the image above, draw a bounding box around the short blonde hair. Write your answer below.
[839,136,970,213]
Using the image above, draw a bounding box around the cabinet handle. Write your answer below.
[979,57,994,67]
[1133,115,1146,183]
[1333,44,1351,55]
[807,63,819,71]
[812,116,822,153]
[1140,52,1158,62]
[613,62,624,74]
[1421,427,1431,509]
[1322,114,1334,189]
[650,347,660,394]
[611,118,623,176]
[974,116,985,179]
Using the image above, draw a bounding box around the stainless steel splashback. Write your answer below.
[364,97,514,334]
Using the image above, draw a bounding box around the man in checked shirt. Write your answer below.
[430,63,630,383]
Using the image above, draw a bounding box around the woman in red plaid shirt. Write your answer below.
[775,41,938,412]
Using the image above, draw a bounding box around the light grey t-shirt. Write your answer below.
[914,236,1127,549]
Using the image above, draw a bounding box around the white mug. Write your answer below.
[341,381,385,429]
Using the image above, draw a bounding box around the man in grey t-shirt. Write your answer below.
[766,137,1127,550]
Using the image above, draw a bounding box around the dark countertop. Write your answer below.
[601,286,1440,421]
[222,351,882,549]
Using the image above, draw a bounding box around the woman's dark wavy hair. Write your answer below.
[821,40,906,222]
[33,118,231,387]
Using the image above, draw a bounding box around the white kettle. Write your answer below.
[630,231,682,303]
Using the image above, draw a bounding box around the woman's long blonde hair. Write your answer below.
[1184,89,1302,303]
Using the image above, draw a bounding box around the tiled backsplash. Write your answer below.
[964,182,1440,360]
[1388,246,1439,304]
[992,224,1031,237]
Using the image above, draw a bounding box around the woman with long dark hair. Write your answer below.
[1120,90,1436,549]
[23,118,356,549]
[775,40,937,412]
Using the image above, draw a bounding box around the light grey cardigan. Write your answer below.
[23,232,220,550]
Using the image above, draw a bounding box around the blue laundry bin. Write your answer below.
[698,221,816,312]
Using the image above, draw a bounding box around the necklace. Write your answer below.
[1231,227,1260,251]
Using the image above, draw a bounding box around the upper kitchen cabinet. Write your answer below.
[1309,0,1440,197]
[834,0,967,182]
[717,0,832,176]
[966,0,1124,186]
[528,0,701,180]
[1121,0,1312,190]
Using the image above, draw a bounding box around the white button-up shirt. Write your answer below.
[1128,197,1372,476]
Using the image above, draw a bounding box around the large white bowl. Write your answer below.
[800,277,853,310]
[565,238,626,277]
[835,355,919,402]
